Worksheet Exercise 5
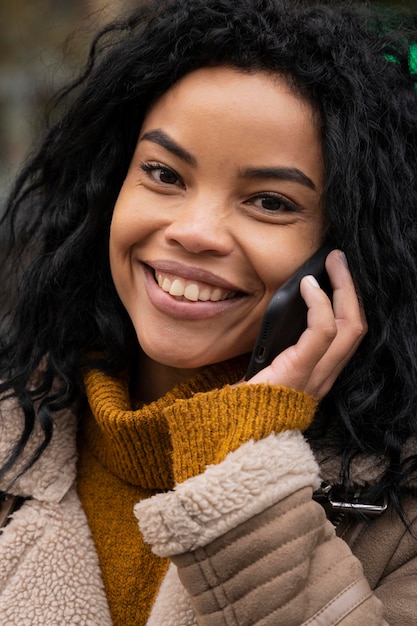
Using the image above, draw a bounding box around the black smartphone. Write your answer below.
[245,244,334,380]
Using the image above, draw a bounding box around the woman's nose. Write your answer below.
[163,196,235,255]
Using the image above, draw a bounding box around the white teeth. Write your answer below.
[199,287,211,301]
[169,279,184,297]
[156,272,233,302]
[184,284,199,301]
[162,277,171,292]
[210,288,222,302]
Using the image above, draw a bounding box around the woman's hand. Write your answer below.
[246,249,367,400]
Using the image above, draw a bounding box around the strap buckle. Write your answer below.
[315,482,388,518]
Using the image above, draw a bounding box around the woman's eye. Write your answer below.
[156,168,179,185]
[140,162,183,187]
[250,193,299,213]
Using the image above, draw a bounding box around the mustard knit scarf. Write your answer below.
[76,358,247,625]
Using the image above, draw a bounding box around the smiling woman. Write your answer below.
[110,67,325,381]
[0,0,417,625]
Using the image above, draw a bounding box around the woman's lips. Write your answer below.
[142,263,247,320]
[146,259,244,292]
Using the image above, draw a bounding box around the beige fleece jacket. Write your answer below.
[1,382,417,624]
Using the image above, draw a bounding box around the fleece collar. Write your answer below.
[0,391,78,503]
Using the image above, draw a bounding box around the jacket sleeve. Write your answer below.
[136,431,388,625]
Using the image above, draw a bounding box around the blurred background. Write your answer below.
[1,0,416,199]
[0,0,139,199]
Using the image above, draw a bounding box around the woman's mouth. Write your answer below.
[141,262,249,320]
[155,272,237,302]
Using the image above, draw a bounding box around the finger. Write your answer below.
[303,250,367,397]
[246,250,366,400]
[248,272,337,390]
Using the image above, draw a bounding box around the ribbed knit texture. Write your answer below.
[165,383,317,482]
[77,357,317,625]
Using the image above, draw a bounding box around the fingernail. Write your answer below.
[306,275,320,288]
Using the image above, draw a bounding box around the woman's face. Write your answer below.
[110,66,325,369]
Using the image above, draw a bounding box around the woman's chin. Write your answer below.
[137,342,244,371]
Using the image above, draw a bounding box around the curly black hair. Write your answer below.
[1,0,417,514]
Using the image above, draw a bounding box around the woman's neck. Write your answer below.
[131,351,203,404]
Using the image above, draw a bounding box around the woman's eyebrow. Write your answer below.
[139,130,316,191]
[239,166,316,190]
[139,129,197,166]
